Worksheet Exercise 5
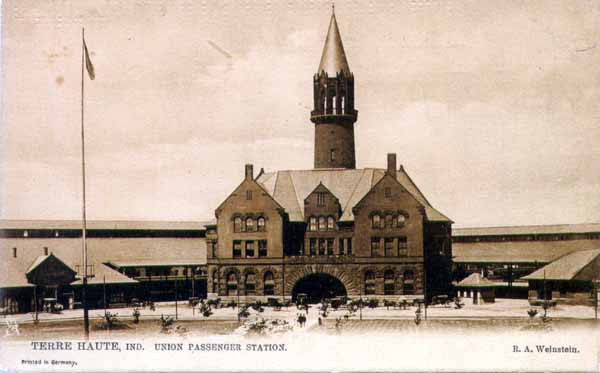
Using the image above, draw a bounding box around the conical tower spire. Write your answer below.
[318,8,350,76]
[311,7,357,169]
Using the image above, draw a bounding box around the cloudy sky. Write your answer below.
[1,0,599,227]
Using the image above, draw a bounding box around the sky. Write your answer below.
[1,0,599,227]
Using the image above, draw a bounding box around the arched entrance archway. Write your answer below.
[291,273,347,303]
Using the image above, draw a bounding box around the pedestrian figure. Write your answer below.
[318,317,322,326]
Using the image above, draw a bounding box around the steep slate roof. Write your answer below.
[454,223,600,237]
[457,273,495,287]
[452,239,600,263]
[318,11,351,75]
[256,168,450,223]
[522,249,600,281]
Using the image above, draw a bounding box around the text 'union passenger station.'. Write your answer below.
[205,11,453,303]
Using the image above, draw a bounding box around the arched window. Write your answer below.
[234,217,242,232]
[226,271,238,296]
[397,214,406,227]
[245,217,254,232]
[212,270,219,293]
[245,272,256,295]
[327,216,335,231]
[257,217,266,232]
[385,214,393,228]
[403,270,414,295]
[372,214,381,229]
[309,216,317,231]
[318,216,326,231]
[364,271,376,295]
[263,271,275,295]
[384,270,395,295]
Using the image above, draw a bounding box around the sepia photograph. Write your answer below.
[0,0,599,372]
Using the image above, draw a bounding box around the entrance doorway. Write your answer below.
[291,273,347,303]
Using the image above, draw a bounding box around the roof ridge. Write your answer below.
[288,171,304,220]
[341,168,371,215]
[456,223,600,230]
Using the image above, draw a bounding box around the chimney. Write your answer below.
[387,153,397,178]
[245,164,254,180]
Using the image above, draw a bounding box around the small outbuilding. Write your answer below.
[456,273,496,304]
[522,248,600,305]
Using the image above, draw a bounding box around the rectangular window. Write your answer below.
[258,240,267,257]
[347,238,352,256]
[385,187,391,198]
[338,238,345,255]
[398,237,408,256]
[371,237,380,257]
[326,238,334,256]
[211,242,217,258]
[318,239,326,256]
[233,241,242,258]
[385,238,395,257]
[309,238,317,256]
[13,247,17,258]
[245,241,255,258]
[330,149,336,161]
[317,192,326,207]
[246,190,253,200]
[309,217,317,231]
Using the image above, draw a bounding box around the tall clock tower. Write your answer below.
[311,8,358,169]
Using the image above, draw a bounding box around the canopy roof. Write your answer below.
[457,273,495,287]
[522,249,600,281]
[452,239,600,264]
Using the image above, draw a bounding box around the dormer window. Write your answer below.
[317,192,326,207]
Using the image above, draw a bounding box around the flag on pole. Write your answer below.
[83,38,95,80]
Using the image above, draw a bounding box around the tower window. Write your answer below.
[44,247,49,256]
[330,149,336,161]
[13,247,17,258]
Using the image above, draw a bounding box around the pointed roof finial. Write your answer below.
[318,5,350,76]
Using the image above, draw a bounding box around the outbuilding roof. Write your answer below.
[521,249,600,281]
[457,273,496,287]
[256,168,450,223]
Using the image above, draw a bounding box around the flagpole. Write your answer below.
[81,27,90,339]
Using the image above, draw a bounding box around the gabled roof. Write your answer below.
[318,11,351,75]
[452,239,600,264]
[457,273,495,287]
[522,249,600,281]
[26,254,76,275]
[255,168,450,223]
[71,264,138,285]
